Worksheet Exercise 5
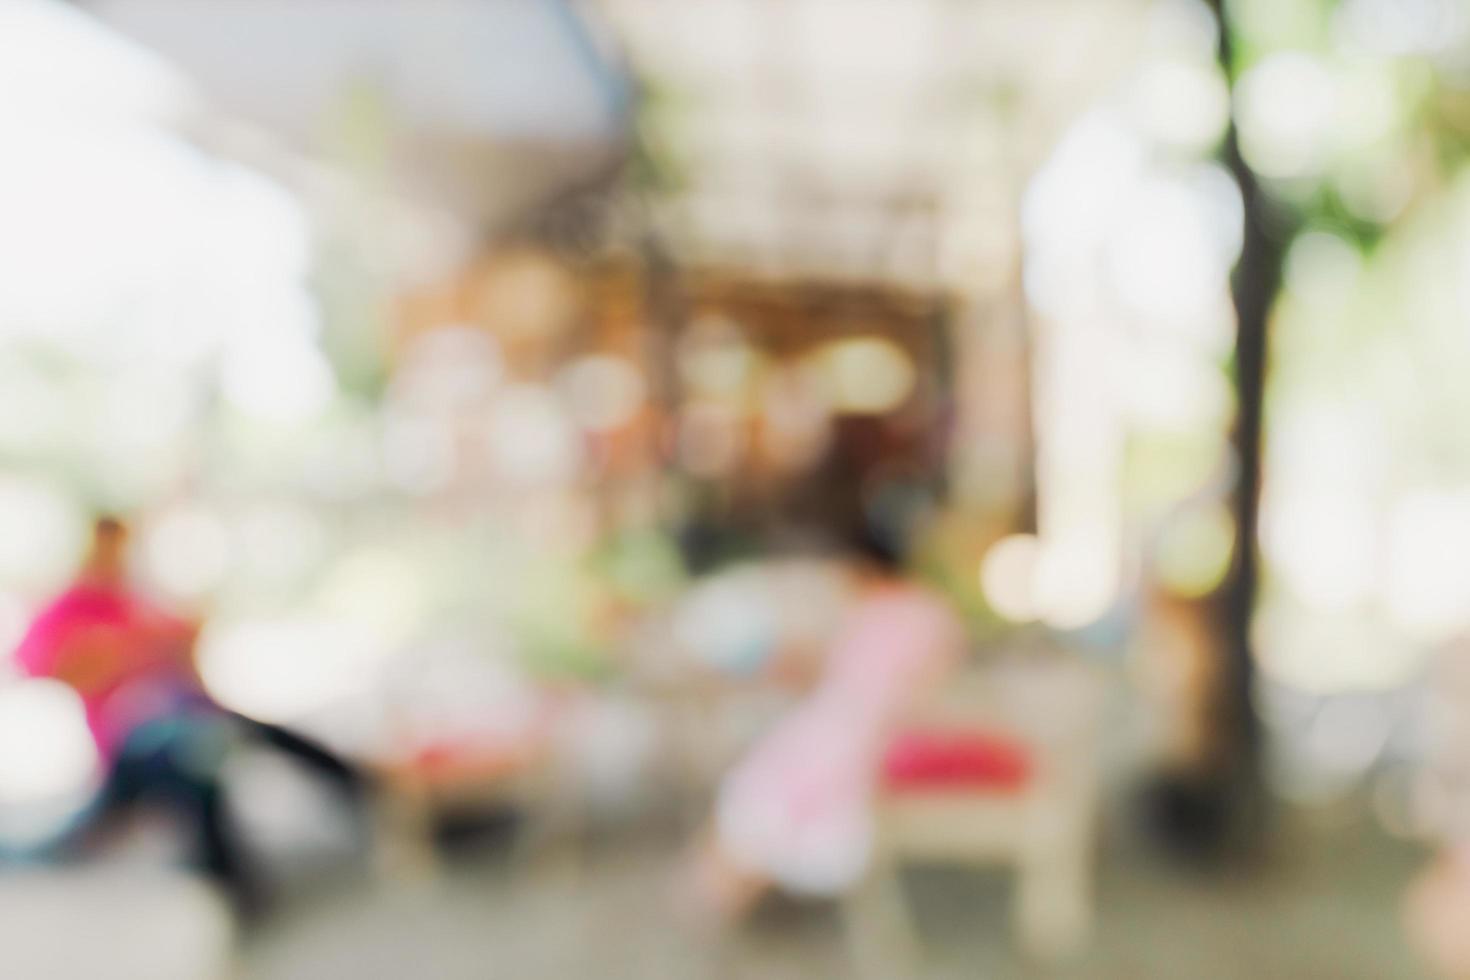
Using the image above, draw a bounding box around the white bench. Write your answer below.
[848,657,1103,968]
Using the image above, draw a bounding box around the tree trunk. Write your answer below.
[1211,0,1288,848]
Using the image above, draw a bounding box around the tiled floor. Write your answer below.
[242,808,1430,979]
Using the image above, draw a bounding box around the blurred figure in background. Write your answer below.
[689,524,964,920]
[14,516,366,918]
[1405,635,1470,978]
[1133,585,1233,859]
[1407,849,1470,980]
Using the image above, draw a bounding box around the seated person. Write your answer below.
[15,515,364,918]
[690,526,966,919]
[17,518,202,760]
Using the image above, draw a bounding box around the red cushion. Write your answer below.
[882,729,1032,793]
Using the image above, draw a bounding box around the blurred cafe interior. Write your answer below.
[3,0,1470,976]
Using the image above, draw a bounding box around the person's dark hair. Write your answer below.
[94,514,126,538]
[851,520,906,574]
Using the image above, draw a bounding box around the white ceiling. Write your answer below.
[85,0,626,144]
[600,0,1152,285]
[61,0,1155,279]
[80,0,631,224]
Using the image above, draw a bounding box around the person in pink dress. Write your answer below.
[692,529,966,917]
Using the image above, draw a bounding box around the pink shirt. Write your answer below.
[14,583,196,761]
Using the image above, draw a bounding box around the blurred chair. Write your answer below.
[848,656,1103,966]
[373,735,569,879]
[371,692,648,880]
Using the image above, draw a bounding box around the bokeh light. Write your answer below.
[980,534,1044,624]
[1235,52,1340,181]
[199,617,388,724]
[1383,491,1470,641]
[0,679,98,846]
[486,384,582,486]
[1155,504,1235,599]
[812,337,916,416]
[557,354,647,433]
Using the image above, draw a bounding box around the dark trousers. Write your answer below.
[97,710,366,910]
